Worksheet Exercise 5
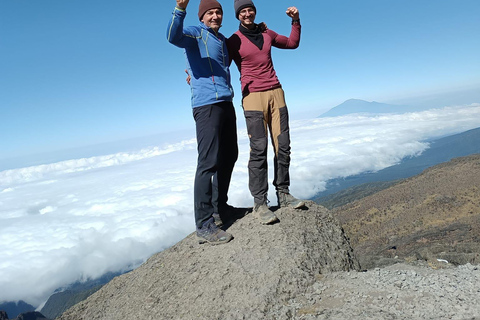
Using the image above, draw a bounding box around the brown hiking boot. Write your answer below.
[253,202,278,225]
[196,218,233,245]
[277,191,306,209]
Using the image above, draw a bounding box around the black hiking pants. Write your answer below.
[193,101,238,229]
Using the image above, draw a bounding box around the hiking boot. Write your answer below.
[277,191,306,209]
[253,202,278,225]
[196,218,233,245]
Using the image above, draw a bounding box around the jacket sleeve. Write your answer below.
[270,22,301,49]
[226,34,240,67]
[166,7,198,48]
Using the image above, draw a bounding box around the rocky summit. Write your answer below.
[57,202,359,320]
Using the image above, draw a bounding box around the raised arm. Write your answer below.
[270,6,301,49]
[286,6,299,20]
[166,0,197,48]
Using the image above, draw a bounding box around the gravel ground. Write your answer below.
[299,262,480,320]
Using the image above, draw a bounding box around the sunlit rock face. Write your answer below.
[58,202,359,320]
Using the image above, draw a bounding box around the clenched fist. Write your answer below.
[286,6,299,20]
[176,0,189,9]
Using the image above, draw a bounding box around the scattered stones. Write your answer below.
[301,262,480,319]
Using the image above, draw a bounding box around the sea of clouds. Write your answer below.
[1,104,480,307]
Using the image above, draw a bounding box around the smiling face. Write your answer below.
[238,6,256,29]
[201,8,223,32]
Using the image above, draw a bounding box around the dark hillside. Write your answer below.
[333,154,480,269]
[0,301,35,320]
[40,271,124,319]
[314,127,480,200]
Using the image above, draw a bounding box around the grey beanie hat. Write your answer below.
[234,0,256,19]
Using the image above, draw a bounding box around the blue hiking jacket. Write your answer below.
[167,7,234,108]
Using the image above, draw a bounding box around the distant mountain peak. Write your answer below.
[345,98,371,103]
[319,99,417,118]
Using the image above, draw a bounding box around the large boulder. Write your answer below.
[58,202,359,320]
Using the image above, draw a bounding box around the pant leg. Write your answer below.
[212,102,238,213]
[193,104,223,229]
[242,92,269,204]
[269,88,291,193]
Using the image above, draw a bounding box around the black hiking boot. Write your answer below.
[196,217,233,245]
[277,191,306,209]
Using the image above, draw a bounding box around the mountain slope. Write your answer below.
[40,271,125,319]
[333,154,480,269]
[0,301,35,320]
[314,126,480,202]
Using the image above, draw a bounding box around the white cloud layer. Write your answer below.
[1,104,480,306]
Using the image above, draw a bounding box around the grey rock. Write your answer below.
[57,202,359,320]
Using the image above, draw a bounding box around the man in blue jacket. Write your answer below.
[167,0,238,245]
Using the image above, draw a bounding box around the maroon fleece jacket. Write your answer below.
[227,23,301,96]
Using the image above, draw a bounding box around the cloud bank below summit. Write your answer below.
[1,104,480,306]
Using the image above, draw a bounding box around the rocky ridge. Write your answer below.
[58,202,359,320]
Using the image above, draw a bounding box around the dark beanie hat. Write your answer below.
[198,0,223,21]
[234,0,256,19]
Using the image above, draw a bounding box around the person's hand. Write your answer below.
[176,0,189,9]
[286,6,299,20]
[258,22,268,32]
[185,69,191,85]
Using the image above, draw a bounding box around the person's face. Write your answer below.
[202,8,223,32]
[238,7,256,28]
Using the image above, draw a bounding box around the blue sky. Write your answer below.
[1,0,480,167]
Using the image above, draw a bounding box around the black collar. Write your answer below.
[239,23,264,50]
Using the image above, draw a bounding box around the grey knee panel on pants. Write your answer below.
[245,110,269,203]
[274,106,291,191]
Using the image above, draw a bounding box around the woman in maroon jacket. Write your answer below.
[228,0,305,224]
